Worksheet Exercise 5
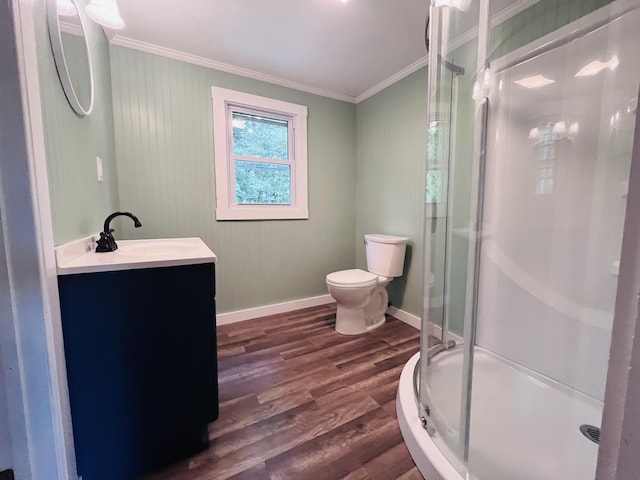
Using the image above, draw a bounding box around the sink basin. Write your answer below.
[115,241,198,257]
[56,237,216,275]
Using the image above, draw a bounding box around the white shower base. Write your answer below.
[397,350,603,480]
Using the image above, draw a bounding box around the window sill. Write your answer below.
[215,206,309,220]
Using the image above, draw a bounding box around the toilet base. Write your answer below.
[335,303,369,335]
[335,310,386,335]
[363,285,388,331]
[366,315,386,332]
[334,285,389,336]
[336,304,387,335]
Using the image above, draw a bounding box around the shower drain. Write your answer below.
[580,424,601,444]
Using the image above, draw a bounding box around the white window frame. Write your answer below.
[211,86,308,220]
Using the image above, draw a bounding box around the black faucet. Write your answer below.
[95,212,142,253]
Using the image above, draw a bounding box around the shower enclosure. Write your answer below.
[398,1,640,479]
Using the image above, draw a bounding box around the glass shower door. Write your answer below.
[468,4,640,478]
[419,0,489,476]
[419,1,640,479]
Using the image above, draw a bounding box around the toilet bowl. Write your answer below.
[326,269,391,335]
[326,234,409,335]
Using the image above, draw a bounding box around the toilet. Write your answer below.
[326,234,409,335]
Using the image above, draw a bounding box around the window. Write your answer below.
[535,164,555,195]
[211,87,308,220]
[533,122,557,195]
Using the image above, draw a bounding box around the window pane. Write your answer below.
[232,112,289,160]
[235,160,291,205]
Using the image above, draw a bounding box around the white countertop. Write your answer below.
[56,236,217,276]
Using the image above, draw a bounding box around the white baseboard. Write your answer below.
[428,321,465,343]
[386,306,464,343]
[219,298,465,343]
[387,306,421,330]
[216,294,334,326]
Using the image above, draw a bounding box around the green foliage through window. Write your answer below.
[235,161,291,204]
[232,112,288,159]
[232,110,292,205]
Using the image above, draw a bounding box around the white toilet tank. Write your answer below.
[365,234,409,277]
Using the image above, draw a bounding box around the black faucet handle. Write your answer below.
[96,230,117,252]
[97,211,142,253]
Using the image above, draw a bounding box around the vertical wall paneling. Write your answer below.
[110,46,357,314]
[43,0,614,316]
[355,69,429,317]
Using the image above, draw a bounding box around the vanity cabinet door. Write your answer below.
[58,262,217,480]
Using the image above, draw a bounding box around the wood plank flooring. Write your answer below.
[142,304,424,480]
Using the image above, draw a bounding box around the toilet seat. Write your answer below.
[326,269,378,288]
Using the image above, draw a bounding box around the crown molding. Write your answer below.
[59,20,83,37]
[109,0,538,105]
[109,35,358,104]
[355,0,538,103]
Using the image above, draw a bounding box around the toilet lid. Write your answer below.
[326,269,378,287]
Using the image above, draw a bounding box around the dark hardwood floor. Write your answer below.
[143,303,424,480]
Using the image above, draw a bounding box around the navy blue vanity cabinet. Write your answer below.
[58,262,218,480]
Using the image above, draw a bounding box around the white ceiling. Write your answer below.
[113,0,429,102]
[111,0,537,102]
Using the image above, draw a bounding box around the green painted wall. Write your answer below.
[109,46,357,314]
[36,0,617,316]
[37,0,119,245]
[355,70,429,317]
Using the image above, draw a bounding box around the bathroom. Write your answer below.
[1,0,640,479]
